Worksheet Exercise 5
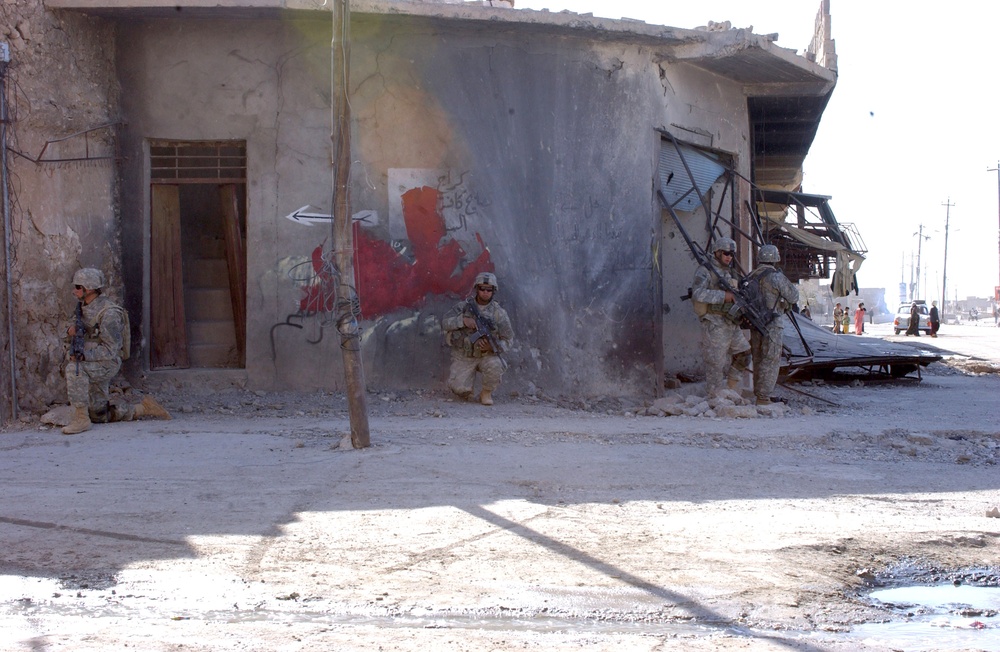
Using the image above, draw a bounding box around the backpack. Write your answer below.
[97,305,131,361]
[738,269,780,327]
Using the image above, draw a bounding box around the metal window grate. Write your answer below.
[151,141,246,183]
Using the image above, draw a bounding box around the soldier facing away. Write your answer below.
[62,267,171,434]
[441,272,514,406]
[746,245,799,406]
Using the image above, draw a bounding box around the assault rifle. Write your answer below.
[70,301,86,374]
[656,190,770,337]
[465,297,508,371]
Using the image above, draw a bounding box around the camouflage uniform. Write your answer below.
[65,294,136,422]
[691,256,751,396]
[747,264,799,404]
[442,281,513,401]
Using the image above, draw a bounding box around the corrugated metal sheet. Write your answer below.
[658,141,724,212]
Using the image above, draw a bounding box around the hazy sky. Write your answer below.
[514,0,1000,305]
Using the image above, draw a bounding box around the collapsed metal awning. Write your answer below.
[754,188,866,295]
[781,312,941,381]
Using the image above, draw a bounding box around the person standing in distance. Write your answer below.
[854,302,867,335]
[441,272,514,406]
[745,245,799,406]
[905,302,921,336]
[690,237,751,397]
[929,300,940,338]
[832,302,843,333]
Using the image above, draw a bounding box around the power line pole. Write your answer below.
[941,198,953,321]
[908,251,915,302]
[913,224,930,301]
[332,0,370,448]
[989,162,1000,304]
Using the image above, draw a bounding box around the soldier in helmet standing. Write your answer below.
[746,244,799,406]
[441,272,514,405]
[690,237,751,397]
[62,267,171,434]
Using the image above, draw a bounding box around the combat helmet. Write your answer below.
[757,244,780,263]
[72,267,105,291]
[474,272,498,292]
[713,237,736,254]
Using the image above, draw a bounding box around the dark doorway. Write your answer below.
[149,141,247,369]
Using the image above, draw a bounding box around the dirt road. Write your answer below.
[2,325,999,651]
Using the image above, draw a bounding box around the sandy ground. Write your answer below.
[1,321,999,651]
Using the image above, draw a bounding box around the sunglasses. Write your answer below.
[720,252,734,258]
[74,285,85,290]
[477,286,494,292]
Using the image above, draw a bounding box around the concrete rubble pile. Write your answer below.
[643,387,789,418]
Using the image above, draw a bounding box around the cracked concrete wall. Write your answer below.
[348,23,663,398]
[1,0,121,415]
[110,13,754,401]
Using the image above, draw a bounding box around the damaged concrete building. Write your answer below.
[0,0,846,420]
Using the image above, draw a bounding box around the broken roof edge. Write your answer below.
[665,27,835,89]
[41,0,735,40]
[46,0,834,87]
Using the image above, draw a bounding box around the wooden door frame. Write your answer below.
[145,139,248,370]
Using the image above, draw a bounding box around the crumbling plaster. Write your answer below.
[2,0,122,413]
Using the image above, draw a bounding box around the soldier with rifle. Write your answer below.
[61,267,171,434]
[441,272,513,406]
[746,245,799,405]
[690,237,752,397]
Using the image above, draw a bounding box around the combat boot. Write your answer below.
[479,390,494,406]
[62,406,92,435]
[726,376,741,391]
[133,395,172,420]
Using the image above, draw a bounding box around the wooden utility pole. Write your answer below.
[941,198,953,322]
[989,163,1000,303]
[332,0,370,448]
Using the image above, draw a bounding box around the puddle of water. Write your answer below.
[873,584,1000,611]
[850,584,1000,651]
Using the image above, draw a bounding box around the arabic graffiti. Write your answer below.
[436,170,487,234]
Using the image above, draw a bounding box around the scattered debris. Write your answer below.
[643,387,788,418]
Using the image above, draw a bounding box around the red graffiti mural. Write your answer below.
[354,186,493,317]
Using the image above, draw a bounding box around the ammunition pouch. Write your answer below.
[706,301,743,325]
[446,329,485,357]
[445,330,464,349]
